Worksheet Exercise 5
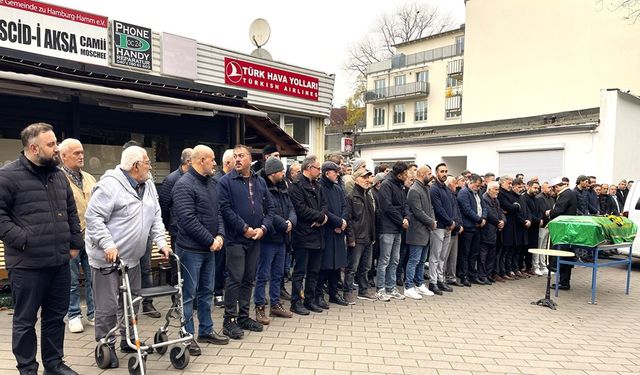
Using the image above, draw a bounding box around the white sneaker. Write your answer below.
[540,268,549,275]
[68,316,84,333]
[388,288,406,300]
[403,287,422,300]
[416,284,435,296]
[86,315,95,326]
[376,289,390,302]
[533,268,543,276]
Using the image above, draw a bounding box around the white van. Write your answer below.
[620,182,640,258]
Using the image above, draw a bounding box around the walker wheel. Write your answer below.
[154,330,169,355]
[169,345,190,369]
[127,355,146,375]
[94,343,111,369]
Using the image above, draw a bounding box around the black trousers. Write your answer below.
[478,241,495,279]
[457,231,480,280]
[214,246,226,297]
[345,243,372,295]
[317,269,340,298]
[291,247,322,305]
[224,241,260,320]
[10,264,70,372]
[550,244,574,286]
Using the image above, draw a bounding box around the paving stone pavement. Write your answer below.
[1,261,640,375]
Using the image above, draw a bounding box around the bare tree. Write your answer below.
[344,1,455,99]
[596,0,640,23]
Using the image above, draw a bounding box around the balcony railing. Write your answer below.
[368,43,464,74]
[447,59,464,78]
[364,82,430,103]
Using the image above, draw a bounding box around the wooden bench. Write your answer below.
[0,232,172,282]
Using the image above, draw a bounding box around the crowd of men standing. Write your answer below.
[0,122,634,374]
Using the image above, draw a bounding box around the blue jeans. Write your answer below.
[405,244,429,289]
[178,247,215,336]
[68,248,94,319]
[376,233,401,291]
[254,241,286,306]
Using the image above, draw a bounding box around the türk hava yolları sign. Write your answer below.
[225,57,319,101]
[0,0,108,65]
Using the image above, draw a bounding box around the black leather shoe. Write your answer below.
[469,277,482,285]
[315,297,330,310]
[437,281,453,292]
[280,287,292,301]
[462,278,472,287]
[120,340,152,353]
[447,279,464,287]
[290,301,310,315]
[43,362,78,375]
[329,294,349,306]
[223,317,245,339]
[142,302,162,318]
[238,317,264,332]
[479,277,492,285]
[198,332,230,345]
[552,284,571,290]
[304,301,323,313]
[428,283,443,295]
[19,368,38,375]
[188,340,202,356]
[108,344,119,368]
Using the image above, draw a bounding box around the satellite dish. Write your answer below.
[249,18,271,48]
[251,47,273,61]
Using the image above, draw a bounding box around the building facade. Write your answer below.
[359,0,640,183]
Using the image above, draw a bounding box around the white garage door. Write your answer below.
[498,149,563,183]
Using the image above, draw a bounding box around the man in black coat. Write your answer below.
[0,123,83,375]
[375,162,410,301]
[479,181,505,283]
[524,180,542,275]
[288,155,329,315]
[317,161,349,307]
[545,177,578,289]
[345,169,376,303]
[497,176,523,280]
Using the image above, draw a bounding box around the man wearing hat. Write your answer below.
[545,177,578,289]
[345,168,377,303]
[343,159,367,195]
[317,161,350,307]
[254,157,296,324]
[252,144,280,173]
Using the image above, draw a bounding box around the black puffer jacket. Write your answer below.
[377,174,409,234]
[0,154,83,269]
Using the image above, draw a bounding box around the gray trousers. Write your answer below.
[533,227,550,270]
[92,265,141,343]
[429,229,451,284]
[446,235,459,281]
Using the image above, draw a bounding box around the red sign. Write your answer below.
[341,137,354,153]
[224,57,319,101]
[0,0,108,28]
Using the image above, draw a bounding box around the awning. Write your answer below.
[244,113,308,157]
[0,70,267,118]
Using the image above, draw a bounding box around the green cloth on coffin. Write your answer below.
[548,215,638,247]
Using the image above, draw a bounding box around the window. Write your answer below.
[374,79,386,98]
[447,76,461,88]
[373,108,385,126]
[416,71,429,83]
[415,100,427,122]
[393,104,405,124]
[284,115,310,145]
[455,36,465,55]
[394,75,406,86]
[445,95,462,119]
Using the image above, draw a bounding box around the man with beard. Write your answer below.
[534,182,555,275]
[497,176,521,280]
[317,161,349,307]
[524,180,542,275]
[0,123,83,375]
[86,145,170,367]
[429,164,457,294]
[512,178,532,278]
[217,145,274,339]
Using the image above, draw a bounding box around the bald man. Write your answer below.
[172,145,229,356]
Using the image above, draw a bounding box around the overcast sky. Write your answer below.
[48,0,465,106]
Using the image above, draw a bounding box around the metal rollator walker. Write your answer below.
[94,252,193,374]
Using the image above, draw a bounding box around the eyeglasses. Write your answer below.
[136,160,151,166]
[310,165,320,170]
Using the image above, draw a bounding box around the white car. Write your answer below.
[619,182,640,258]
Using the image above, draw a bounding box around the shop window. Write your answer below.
[284,115,310,146]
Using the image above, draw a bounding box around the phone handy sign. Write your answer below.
[111,20,152,70]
